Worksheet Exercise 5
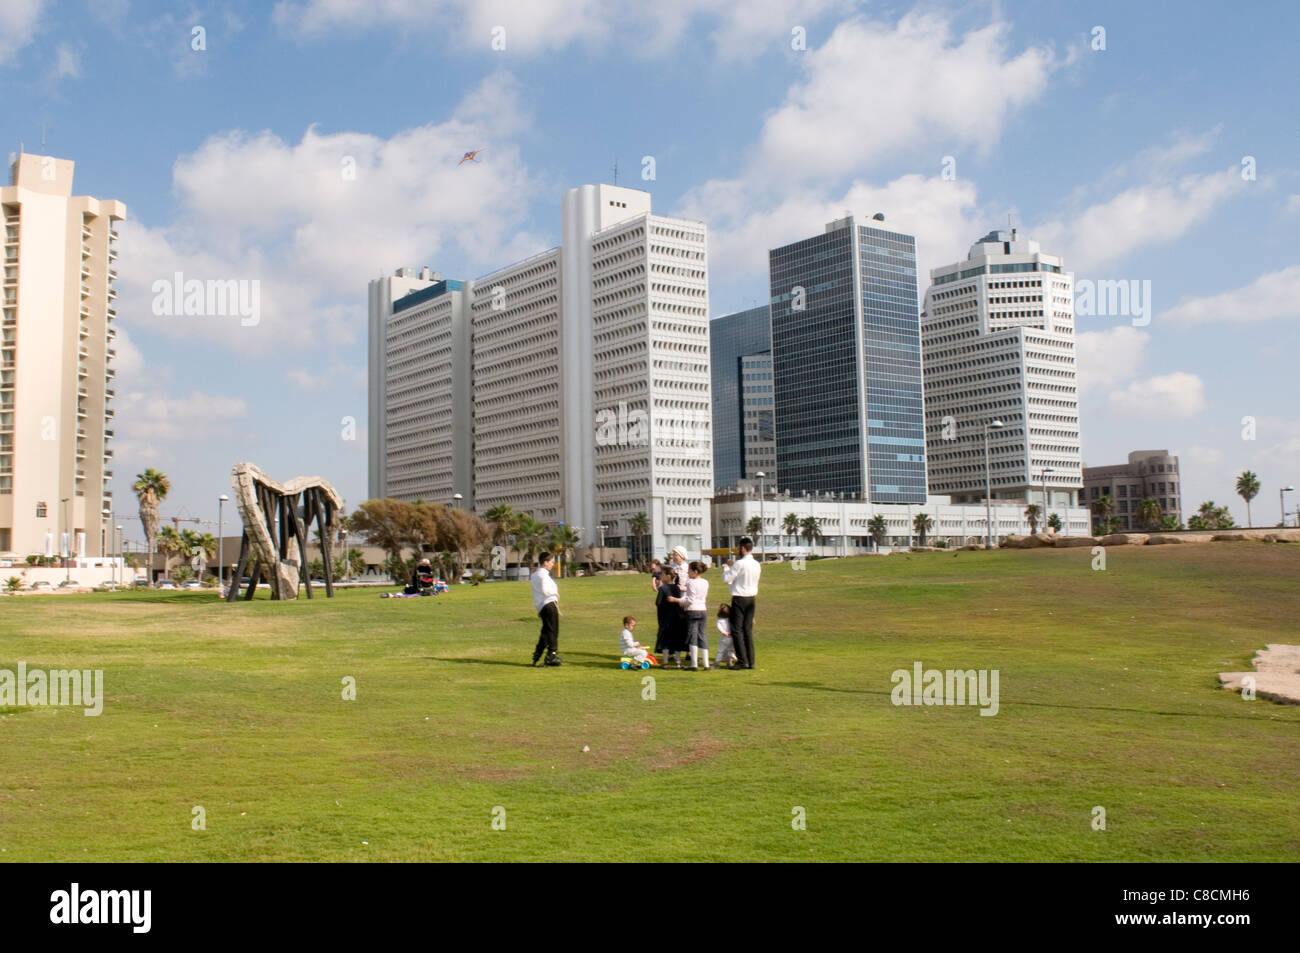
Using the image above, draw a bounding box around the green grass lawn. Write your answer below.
[2,544,1298,862]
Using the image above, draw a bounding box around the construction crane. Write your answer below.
[169,516,202,531]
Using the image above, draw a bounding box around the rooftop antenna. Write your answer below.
[41,122,46,152]
[611,159,618,186]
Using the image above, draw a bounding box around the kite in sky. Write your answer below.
[458,150,483,165]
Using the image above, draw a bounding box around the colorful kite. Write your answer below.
[458,150,483,165]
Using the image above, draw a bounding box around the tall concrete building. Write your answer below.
[921,230,1081,514]
[708,304,772,491]
[367,266,442,500]
[768,215,926,502]
[1,153,125,557]
[369,273,472,505]
[369,184,713,557]
[1082,450,1182,530]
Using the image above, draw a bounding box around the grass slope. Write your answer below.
[1,545,1297,862]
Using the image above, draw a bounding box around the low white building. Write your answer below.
[711,488,1090,556]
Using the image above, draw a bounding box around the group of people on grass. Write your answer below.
[527,536,762,670]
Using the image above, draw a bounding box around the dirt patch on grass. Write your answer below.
[646,734,729,771]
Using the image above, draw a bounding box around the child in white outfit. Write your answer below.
[715,604,736,668]
[620,615,648,664]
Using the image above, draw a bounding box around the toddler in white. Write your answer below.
[715,604,736,668]
[620,615,648,664]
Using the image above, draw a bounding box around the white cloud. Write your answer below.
[681,174,983,302]
[1288,194,1300,214]
[112,389,250,469]
[1035,168,1247,273]
[1107,372,1207,417]
[1184,445,1223,466]
[676,12,1053,294]
[0,0,43,64]
[115,72,546,355]
[748,14,1055,186]
[1162,265,1300,325]
[1076,326,1149,392]
[48,43,79,83]
[271,0,848,59]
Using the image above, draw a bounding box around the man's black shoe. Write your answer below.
[543,654,563,667]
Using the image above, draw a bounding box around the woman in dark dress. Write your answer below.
[655,567,679,662]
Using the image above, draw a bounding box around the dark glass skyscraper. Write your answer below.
[709,305,771,490]
[768,216,926,502]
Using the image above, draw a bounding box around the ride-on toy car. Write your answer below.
[619,653,659,670]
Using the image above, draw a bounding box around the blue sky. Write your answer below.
[4,0,1299,542]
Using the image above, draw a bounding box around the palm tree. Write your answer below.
[155,526,182,581]
[1091,495,1113,535]
[1136,497,1162,531]
[133,468,170,580]
[1023,503,1041,534]
[799,515,822,550]
[913,512,934,546]
[628,511,650,570]
[1158,514,1181,531]
[515,514,547,570]
[548,524,582,578]
[484,503,518,552]
[1046,512,1062,532]
[1236,471,1260,527]
[783,513,799,546]
[867,514,888,552]
[745,515,763,539]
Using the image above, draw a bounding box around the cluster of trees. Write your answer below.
[744,513,825,546]
[1022,505,1066,535]
[350,499,585,582]
[1090,495,1180,534]
[1187,501,1235,530]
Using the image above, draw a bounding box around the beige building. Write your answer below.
[0,153,124,556]
[1082,449,1183,531]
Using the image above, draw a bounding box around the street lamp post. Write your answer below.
[115,524,123,586]
[1040,467,1055,534]
[1282,486,1295,527]
[218,494,229,592]
[61,496,70,582]
[755,472,766,561]
[983,420,1004,549]
[453,492,463,510]
[341,528,350,582]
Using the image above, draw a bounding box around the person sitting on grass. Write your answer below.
[381,558,435,598]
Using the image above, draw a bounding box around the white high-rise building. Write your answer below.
[368,266,442,500]
[1,154,125,557]
[921,230,1081,513]
[368,184,713,557]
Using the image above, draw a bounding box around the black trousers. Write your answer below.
[534,602,559,659]
[730,595,755,668]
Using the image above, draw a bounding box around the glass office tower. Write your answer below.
[708,305,771,490]
[768,215,926,502]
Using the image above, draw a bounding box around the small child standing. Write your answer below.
[715,604,736,668]
[620,615,649,665]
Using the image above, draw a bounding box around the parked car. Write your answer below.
[156,580,178,590]
[56,580,82,589]
[29,580,53,591]
[182,580,203,590]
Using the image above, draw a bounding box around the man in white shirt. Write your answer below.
[530,553,561,666]
[722,536,761,669]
